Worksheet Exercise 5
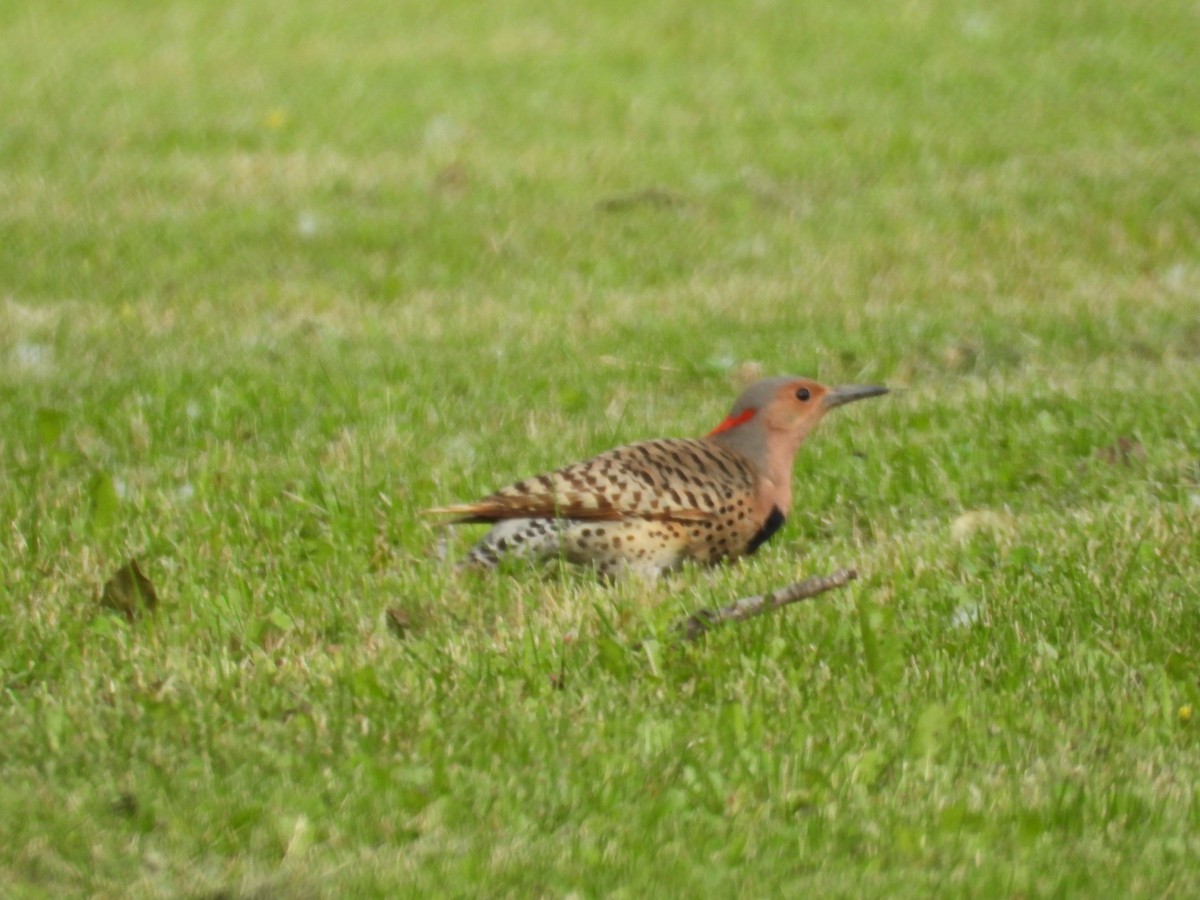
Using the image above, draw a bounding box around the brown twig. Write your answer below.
[677,568,858,641]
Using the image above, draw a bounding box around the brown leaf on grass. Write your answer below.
[100,559,159,621]
[1095,437,1146,466]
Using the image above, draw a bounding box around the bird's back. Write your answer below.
[434,437,759,525]
[433,438,774,576]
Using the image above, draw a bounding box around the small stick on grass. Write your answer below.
[678,568,858,641]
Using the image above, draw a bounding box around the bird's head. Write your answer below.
[705,376,888,466]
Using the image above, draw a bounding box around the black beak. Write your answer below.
[822,384,889,410]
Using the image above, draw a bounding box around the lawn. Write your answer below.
[3,0,1200,896]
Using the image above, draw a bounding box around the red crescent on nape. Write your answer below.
[706,408,756,436]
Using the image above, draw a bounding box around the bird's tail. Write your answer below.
[462,517,565,569]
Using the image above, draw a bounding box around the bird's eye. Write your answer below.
[795,387,812,402]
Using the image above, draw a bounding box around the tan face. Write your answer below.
[762,378,831,435]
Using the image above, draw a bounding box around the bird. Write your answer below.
[427,376,887,578]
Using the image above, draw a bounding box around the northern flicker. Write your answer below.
[427,377,887,578]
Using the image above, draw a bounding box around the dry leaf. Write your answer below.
[100,559,159,621]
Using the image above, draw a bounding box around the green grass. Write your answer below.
[3,0,1200,895]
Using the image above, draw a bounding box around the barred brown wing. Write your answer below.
[426,439,757,525]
